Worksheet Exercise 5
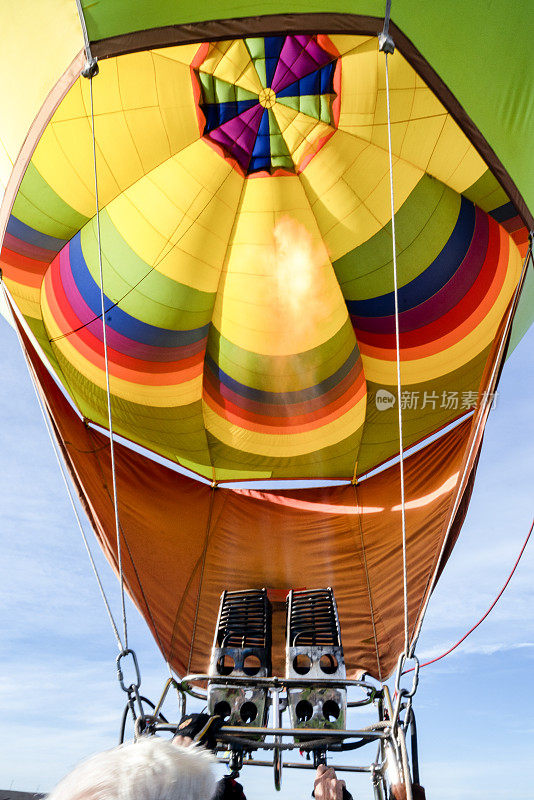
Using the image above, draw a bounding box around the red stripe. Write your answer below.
[501,215,523,234]
[0,246,50,275]
[3,232,58,262]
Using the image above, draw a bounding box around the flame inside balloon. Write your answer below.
[270,216,332,353]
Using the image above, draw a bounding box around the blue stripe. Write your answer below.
[264,36,284,86]
[489,201,516,223]
[7,216,67,252]
[249,109,271,173]
[205,345,360,405]
[68,234,208,348]
[201,100,258,133]
[276,62,335,99]
[346,197,476,317]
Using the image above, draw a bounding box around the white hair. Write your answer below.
[46,737,217,800]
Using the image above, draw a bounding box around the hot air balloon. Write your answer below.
[0,1,532,797]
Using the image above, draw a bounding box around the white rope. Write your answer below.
[384,49,410,656]
[1,281,124,652]
[89,74,128,650]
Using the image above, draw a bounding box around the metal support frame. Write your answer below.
[125,673,418,795]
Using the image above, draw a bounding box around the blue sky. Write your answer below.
[0,312,532,799]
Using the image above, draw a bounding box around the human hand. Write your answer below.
[313,765,350,800]
[173,713,224,751]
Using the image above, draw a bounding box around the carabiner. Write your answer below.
[117,648,141,693]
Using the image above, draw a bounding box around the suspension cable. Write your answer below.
[405,517,533,673]
[381,34,409,656]
[1,281,125,652]
[88,73,128,650]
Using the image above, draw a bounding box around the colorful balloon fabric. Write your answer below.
[194,35,339,175]
[0,2,532,679]
[0,33,528,483]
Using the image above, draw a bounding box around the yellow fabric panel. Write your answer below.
[378,49,420,91]
[107,140,243,293]
[151,53,204,154]
[397,116,448,171]
[0,0,81,199]
[362,228,522,385]
[410,86,446,118]
[116,52,162,109]
[152,44,203,65]
[329,35,375,57]
[196,41,233,75]
[31,52,200,218]
[203,394,366,457]
[366,162,423,226]
[272,104,333,166]
[33,115,119,216]
[0,139,14,199]
[336,38,379,132]
[337,44,486,196]
[426,116,487,194]
[212,175,349,356]
[300,129,422,260]
[201,40,263,95]
[2,278,40,320]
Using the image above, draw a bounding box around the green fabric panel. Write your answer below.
[277,93,334,123]
[276,95,300,113]
[199,72,258,103]
[392,1,534,218]
[12,163,90,241]
[463,169,509,213]
[333,176,460,299]
[206,426,363,479]
[357,346,491,474]
[245,38,266,87]
[207,317,358,392]
[507,263,534,356]
[320,94,334,124]
[82,2,533,217]
[198,71,215,101]
[81,1,379,41]
[267,109,293,162]
[271,154,294,170]
[48,340,214,461]
[81,215,216,330]
[298,95,322,119]
[26,316,63,378]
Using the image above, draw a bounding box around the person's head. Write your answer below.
[46,737,217,800]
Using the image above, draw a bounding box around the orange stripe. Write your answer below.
[511,227,528,245]
[0,260,44,288]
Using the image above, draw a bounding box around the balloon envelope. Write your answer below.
[0,3,532,678]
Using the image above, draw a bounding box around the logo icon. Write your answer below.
[375,389,396,411]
